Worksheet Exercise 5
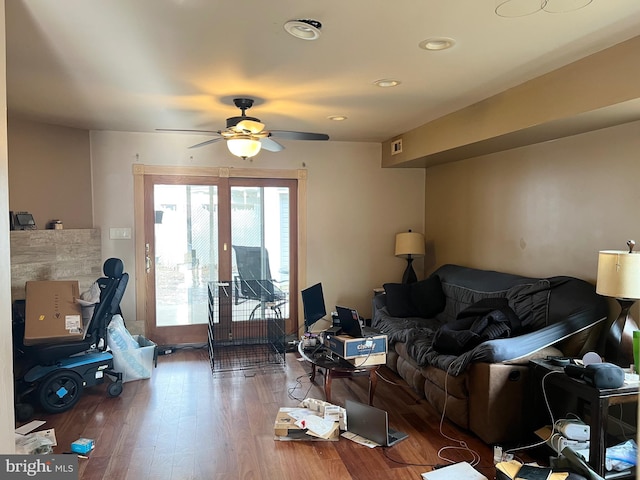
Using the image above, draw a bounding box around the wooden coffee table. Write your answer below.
[298,341,379,405]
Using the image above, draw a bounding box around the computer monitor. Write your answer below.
[301,283,326,331]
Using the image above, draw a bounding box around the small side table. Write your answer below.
[529,359,638,478]
[298,341,379,405]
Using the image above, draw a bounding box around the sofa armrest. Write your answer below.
[472,313,607,364]
[372,292,386,310]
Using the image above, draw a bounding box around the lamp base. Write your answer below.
[401,257,417,284]
[605,299,638,366]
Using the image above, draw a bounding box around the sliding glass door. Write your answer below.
[143,173,296,346]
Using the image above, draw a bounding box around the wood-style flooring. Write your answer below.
[17,348,512,480]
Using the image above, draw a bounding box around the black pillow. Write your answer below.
[411,275,446,318]
[383,275,445,318]
[383,283,417,317]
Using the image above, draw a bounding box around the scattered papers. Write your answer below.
[274,399,345,441]
[300,397,346,429]
[341,431,379,448]
[421,461,488,479]
[15,420,46,436]
[286,408,337,439]
[496,461,568,480]
[15,428,57,455]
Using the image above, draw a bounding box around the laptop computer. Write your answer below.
[345,399,408,447]
[335,305,364,337]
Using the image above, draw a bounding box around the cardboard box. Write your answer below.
[274,407,339,441]
[346,353,387,367]
[111,335,157,382]
[324,334,387,360]
[24,280,84,345]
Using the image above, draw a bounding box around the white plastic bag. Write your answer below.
[77,281,102,331]
[106,314,140,351]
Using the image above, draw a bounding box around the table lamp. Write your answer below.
[394,230,425,284]
[596,240,640,366]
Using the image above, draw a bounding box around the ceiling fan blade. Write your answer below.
[261,137,285,152]
[156,128,219,135]
[236,119,265,134]
[269,130,329,141]
[188,137,224,149]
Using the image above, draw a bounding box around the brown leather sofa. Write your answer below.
[372,264,608,445]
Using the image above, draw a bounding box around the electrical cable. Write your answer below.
[504,369,563,455]
[351,336,375,368]
[287,373,314,402]
[436,362,482,467]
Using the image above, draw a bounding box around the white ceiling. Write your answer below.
[6,0,640,145]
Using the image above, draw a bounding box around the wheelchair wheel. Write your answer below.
[38,370,83,414]
[107,381,123,398]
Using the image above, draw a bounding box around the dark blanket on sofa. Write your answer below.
[373,265,609,376]
[375,306,604,376]
[432,298,521,355]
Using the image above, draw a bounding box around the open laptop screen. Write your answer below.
[301,283,326,331]
[335,305,363,337]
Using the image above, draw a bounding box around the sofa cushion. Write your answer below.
[383,283,417,317]
[411,275,446,318]
[383,275,445,318]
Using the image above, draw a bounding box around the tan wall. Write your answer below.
[8,116,92,229]
[90,132,426,334]
[425,119,640,284]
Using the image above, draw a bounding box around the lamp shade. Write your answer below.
[395,232,425,258]
[226,137,262,158]
[596,250,640,300]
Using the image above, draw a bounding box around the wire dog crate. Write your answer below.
[207,281,286,374]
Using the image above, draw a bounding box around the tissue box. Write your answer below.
[71,438,94,454]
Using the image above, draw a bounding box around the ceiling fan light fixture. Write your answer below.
[226,137,262,159]
[284,19,322,40]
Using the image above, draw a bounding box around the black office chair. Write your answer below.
[232,245,287,320]
[14,258,128,419]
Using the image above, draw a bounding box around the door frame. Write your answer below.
[132,164,308,341]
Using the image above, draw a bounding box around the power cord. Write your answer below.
[287,373,314,402]
[504,369,563,456]
[436,362,482,467]
[350,336,375,368]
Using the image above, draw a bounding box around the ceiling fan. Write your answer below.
[157,98,329,159]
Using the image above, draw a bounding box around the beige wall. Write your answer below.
[425,119,640,285]
[8,116,92,229]
[90,131,426,334]
[1,0,16,453]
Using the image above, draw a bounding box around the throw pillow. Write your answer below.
[411,275,446,318]
[383,275,446,318]
[383,283,417,317]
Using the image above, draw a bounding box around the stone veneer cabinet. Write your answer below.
[10,228,102,302]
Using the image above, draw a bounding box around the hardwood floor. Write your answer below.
[17,349,504,480]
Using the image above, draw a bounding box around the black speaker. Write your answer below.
[565,362,625,389]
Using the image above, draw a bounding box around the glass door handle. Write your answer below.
[145,243,152,273]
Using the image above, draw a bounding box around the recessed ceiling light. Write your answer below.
[419,37,456,51]
[328,115,347,121]
[373,79,401,88]
[284,19,322,40]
